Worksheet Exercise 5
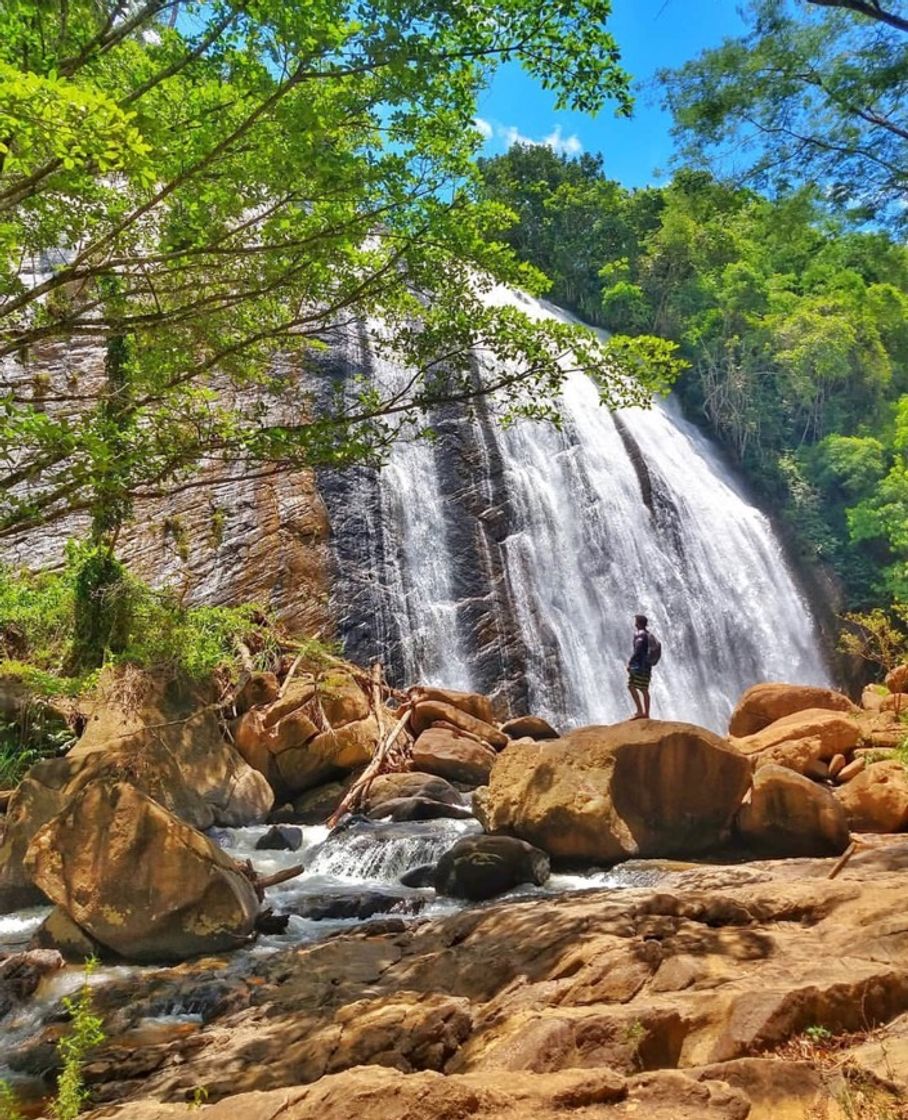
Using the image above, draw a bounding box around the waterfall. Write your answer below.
[322,289,830,733]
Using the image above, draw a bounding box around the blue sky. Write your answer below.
[475,0,749,188]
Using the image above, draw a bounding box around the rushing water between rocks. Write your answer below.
[0,817,665,1099]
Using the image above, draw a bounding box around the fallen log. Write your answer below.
[239,860,305,901]
[327,703,413,828]
[827,839,858,880]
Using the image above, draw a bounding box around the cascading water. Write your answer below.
[324,288,830,732]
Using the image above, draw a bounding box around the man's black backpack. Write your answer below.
[646,632,662,667]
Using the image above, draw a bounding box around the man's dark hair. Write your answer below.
[635,614,648,629]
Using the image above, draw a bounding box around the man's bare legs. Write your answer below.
[628,682,650,720]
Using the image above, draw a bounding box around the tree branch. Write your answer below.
[807,0,908,34]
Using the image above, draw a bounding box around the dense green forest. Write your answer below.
[1,0,906,681]
[478,147,908,621]
[478,0,908,627]
[0,0,679,679]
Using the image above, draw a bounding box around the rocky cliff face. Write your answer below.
[1,338,334,636]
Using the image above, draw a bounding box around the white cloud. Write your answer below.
[473,117,494,140]
[544,126,583,157]
[493,122,583,156]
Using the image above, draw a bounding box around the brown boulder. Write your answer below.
[411,727,498,786]
[736,765,850,856]
[262,678,317,728]
[233,671,280,715]
[836,761,908,832]
[475,721,751,863]
[731,708,860,762]
[30,906,104,961]
[410,700,508,749]
[880,692,908,714]
[291,778,355,825]
[0,757,78,911]
[751,735,825,777]
[233,707,320,788]
[0,743,223,914]
[0,948,65,1019]
[315,670,369,727]
[73,670,272,827]
[837,757,866,783]
[501,715,560,741]
[25,780,259,962]
[409,686,495,726]
[729,684,858,738]
[363,772,464,811]
[274,716,377,795]
[886,664,908,693]
[858,709,908,750]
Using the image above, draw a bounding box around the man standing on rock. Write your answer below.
[627,614,653,720]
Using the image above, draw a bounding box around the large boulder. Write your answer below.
[362,772,464,812]
[411,727,497,786]
[729,684,858,738]
[315,670,370,727]
[836,761,908,833]
[0,757,79,911]
[0,949,65,1019]
[24,780,260,962]
[273,716,377,795]
[857,710,908,751]
[30,907,104,962]
[291,778,353,824]
[500,716,560,741]
[434,835,550,900]
[0,746,218,914]
[408,686,496,726]
[885,664,908,694]
[474,721,752,863]
[409,701,508,749]
[74,670,273,827]
[261,678,317,727]
[731,708,860,763]
[735,765,850,856]
[750,736,827,778]
[233,706,319,790]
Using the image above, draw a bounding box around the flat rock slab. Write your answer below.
[84,1066,753,1120]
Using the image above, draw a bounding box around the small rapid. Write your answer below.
[0,811,671,1101]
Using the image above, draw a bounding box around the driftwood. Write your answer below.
[827,839,859,880]
[240,859,305,901]
[327,702,414,828]
[233,639,256,675]
[276,640,409,704]
[371,661,387,744]
[277,651,306,700]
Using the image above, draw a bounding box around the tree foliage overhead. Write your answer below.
[660,0,908,228]
[0,0,678,558]
[478,147,908,608]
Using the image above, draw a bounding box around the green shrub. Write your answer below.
[1,542,276,692]
[0,960,104,1120]
[51,960,105,1120]
[0,1080,24,1120]
[0,712,76,786]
